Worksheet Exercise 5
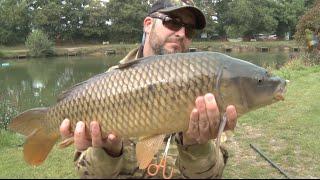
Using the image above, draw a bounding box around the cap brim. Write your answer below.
[158,6,206,30]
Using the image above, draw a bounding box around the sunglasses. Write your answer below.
[149,13,196,39]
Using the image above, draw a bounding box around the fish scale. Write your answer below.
[50,54,213,136]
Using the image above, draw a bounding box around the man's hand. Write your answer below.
[60,120,123,157]
[183,93,237,145]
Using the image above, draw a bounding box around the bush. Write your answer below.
[25,30,55,57]
[294,1,320,47]
[0,97,19,130]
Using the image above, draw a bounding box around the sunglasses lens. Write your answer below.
[163,19,195,38]
[163,19,182,32]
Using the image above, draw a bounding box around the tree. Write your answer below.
[273,0,306,39]
[106,0,149,43]
[304,0,316,8]
[30,0,90,42]
[194,0,222,40]
[60,0,90,41]
[81,0,110,41]
[222,0,278,39]
[30,0,64,40]
[294,1,320,47]
[212,0,232,39]
[0,0,30,45]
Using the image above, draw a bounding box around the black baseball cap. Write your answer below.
[148,0,206,29]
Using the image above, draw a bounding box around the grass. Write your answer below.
[0,57,319,178]
[0,130,77,178]
[223,62,320,178]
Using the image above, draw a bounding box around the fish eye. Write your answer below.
[257,78,263,85]
[266,71,271,77]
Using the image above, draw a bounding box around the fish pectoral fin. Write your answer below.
[24,128,59,166]
[58,137,75,149]
[136,134,166,169]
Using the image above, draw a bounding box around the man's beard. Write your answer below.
[149,30,187,55]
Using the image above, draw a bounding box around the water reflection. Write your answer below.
[0,56,121,127]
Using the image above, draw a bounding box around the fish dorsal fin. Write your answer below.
[57,81,86,102]
[116,54,163,70]
[56,72,108,102]
[117,59,142,69]
[136,134,166,169]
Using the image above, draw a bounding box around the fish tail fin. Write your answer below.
[8,108,59,166]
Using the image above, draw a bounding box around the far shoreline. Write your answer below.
[0,40,303,60]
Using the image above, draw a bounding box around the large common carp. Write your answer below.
[9,52,286,168]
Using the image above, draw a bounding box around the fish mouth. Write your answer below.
[274,82,287,101]
[275,93,285,101]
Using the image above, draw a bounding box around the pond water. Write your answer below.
[0,51,298,128]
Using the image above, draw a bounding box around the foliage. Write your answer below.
[194,0,223,39]
[276,57,307,80]
[0,0,317,44]
[304,0,317,8]
[211,0,232,39]
[59,0,90,41]
[273,0,306,39]
[195,0,310,40]
[294,1,320,64]
[294,1,320,46]
[81,0,110,40]
[0,0,30,45]
[106,0,149,43]
[30,0,65,40]
[0,50,4,58]
[223,0,278,39]
[25,30,55,57]
[0,96,19,130]
[30,0,90,41]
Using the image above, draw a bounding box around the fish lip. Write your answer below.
[275,93,285,101]
[274,84,287,101]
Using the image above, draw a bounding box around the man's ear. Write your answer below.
[143,17,154,34]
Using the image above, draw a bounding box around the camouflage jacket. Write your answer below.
[73,46,229,179]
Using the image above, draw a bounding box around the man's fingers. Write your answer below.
[90,121,104,148]
[186,108,199,140]
[74,121,91,151]
[104,134,123,157]
[60,119,72,139]
[204,93,220,139]
[107,134,121,145]
[197,96,210,143]
[225,105,237,131]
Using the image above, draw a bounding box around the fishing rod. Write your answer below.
[250,143,291,179]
